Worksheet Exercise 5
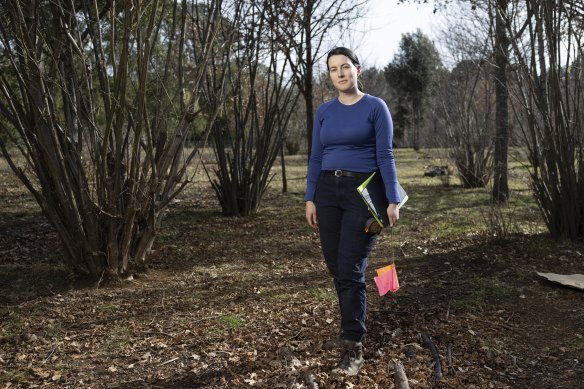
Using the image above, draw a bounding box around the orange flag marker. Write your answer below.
[374,263,399,296]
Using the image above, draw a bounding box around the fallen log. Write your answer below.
[421,333,443,381]
[389,358,410,389]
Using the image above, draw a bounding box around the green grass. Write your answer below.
[44,320,64,339]
[1,313,25,337]
[104,325,133,352]
[219,315,243,329]
[387,148,545,239]
[270,293,293,301]
[98,303,120,313]
[306,287,337,302]
[480,334,515,352]
[0,369,30,385]
[571,335,584,360]
[454,280,517,311]
[189,147,544,244]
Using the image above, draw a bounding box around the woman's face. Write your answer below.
[327,54,361,93]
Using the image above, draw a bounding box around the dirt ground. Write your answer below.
[1,161,583,388]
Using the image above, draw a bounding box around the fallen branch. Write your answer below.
[421,333,443,381]
[389,358,410,389]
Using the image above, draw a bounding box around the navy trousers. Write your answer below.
[314,173,378,342]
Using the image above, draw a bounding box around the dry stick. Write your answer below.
[447,343,455,375]
[420,333,443,381]
[158,357,179,366]
[389,359,410,389]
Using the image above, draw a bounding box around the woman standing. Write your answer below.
[305,47,401,375]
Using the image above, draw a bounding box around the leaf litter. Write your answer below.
[0,163,583,388]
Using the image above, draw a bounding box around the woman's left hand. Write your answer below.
[387,203,399,228]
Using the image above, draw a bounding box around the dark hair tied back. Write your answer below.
[326,47,360,70]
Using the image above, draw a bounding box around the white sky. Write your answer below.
[352,0,443,69]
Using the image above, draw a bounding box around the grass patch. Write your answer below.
[1,314,25,337]
[391,148,544,239]
[189,289,212,301]
[44,320,64,339]
[480,334,514,352]
[270,293,293,301]
[0,369,30,385]
[571,337,584,360]
[219,315,243,329]
[455,281,517,311]
[306,287,336,302]
[98,303,120,313]
[105,325,133,352]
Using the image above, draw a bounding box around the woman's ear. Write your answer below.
[356,65,362,76]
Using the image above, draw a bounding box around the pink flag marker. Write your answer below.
[374,264,399,296]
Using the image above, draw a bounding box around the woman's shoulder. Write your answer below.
[362,94,389,110]
[318,98,338,109]
[316,98,338,115]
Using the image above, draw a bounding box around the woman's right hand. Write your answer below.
[305,201,318,229]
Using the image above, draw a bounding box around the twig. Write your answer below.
[42,344,58,365]
[286,328,304,342]
[96,270,105,289]
[158,357,179,366]
[420,333,443,382]
[447,343,455,375]
[109,379,145,388]
[464,315,520,332]
[311,303,322,317]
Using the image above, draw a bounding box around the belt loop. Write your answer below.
[334,169,342,177]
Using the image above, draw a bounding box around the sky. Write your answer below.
[353,0,443,69]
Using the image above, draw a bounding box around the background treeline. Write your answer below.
[0,0,582,279]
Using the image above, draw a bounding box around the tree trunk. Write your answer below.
[492,0,510,203]
[304,0,315,158]
[280,143,288,193]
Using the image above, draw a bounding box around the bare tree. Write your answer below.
[0,0,231,278]
[202,0,300,216]
[434,3,497,187]
[272,0,368,158]
[504,0,584,240]
[402,0,513,201]
[440,60,496,187]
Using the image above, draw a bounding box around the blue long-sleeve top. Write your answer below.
[304,94,401,204]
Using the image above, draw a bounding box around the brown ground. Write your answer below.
[0,162,583,388]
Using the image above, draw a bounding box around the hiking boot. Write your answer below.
[323,337,360,351]
[331,341,364,376]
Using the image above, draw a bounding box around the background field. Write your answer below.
[1,149,582,388]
